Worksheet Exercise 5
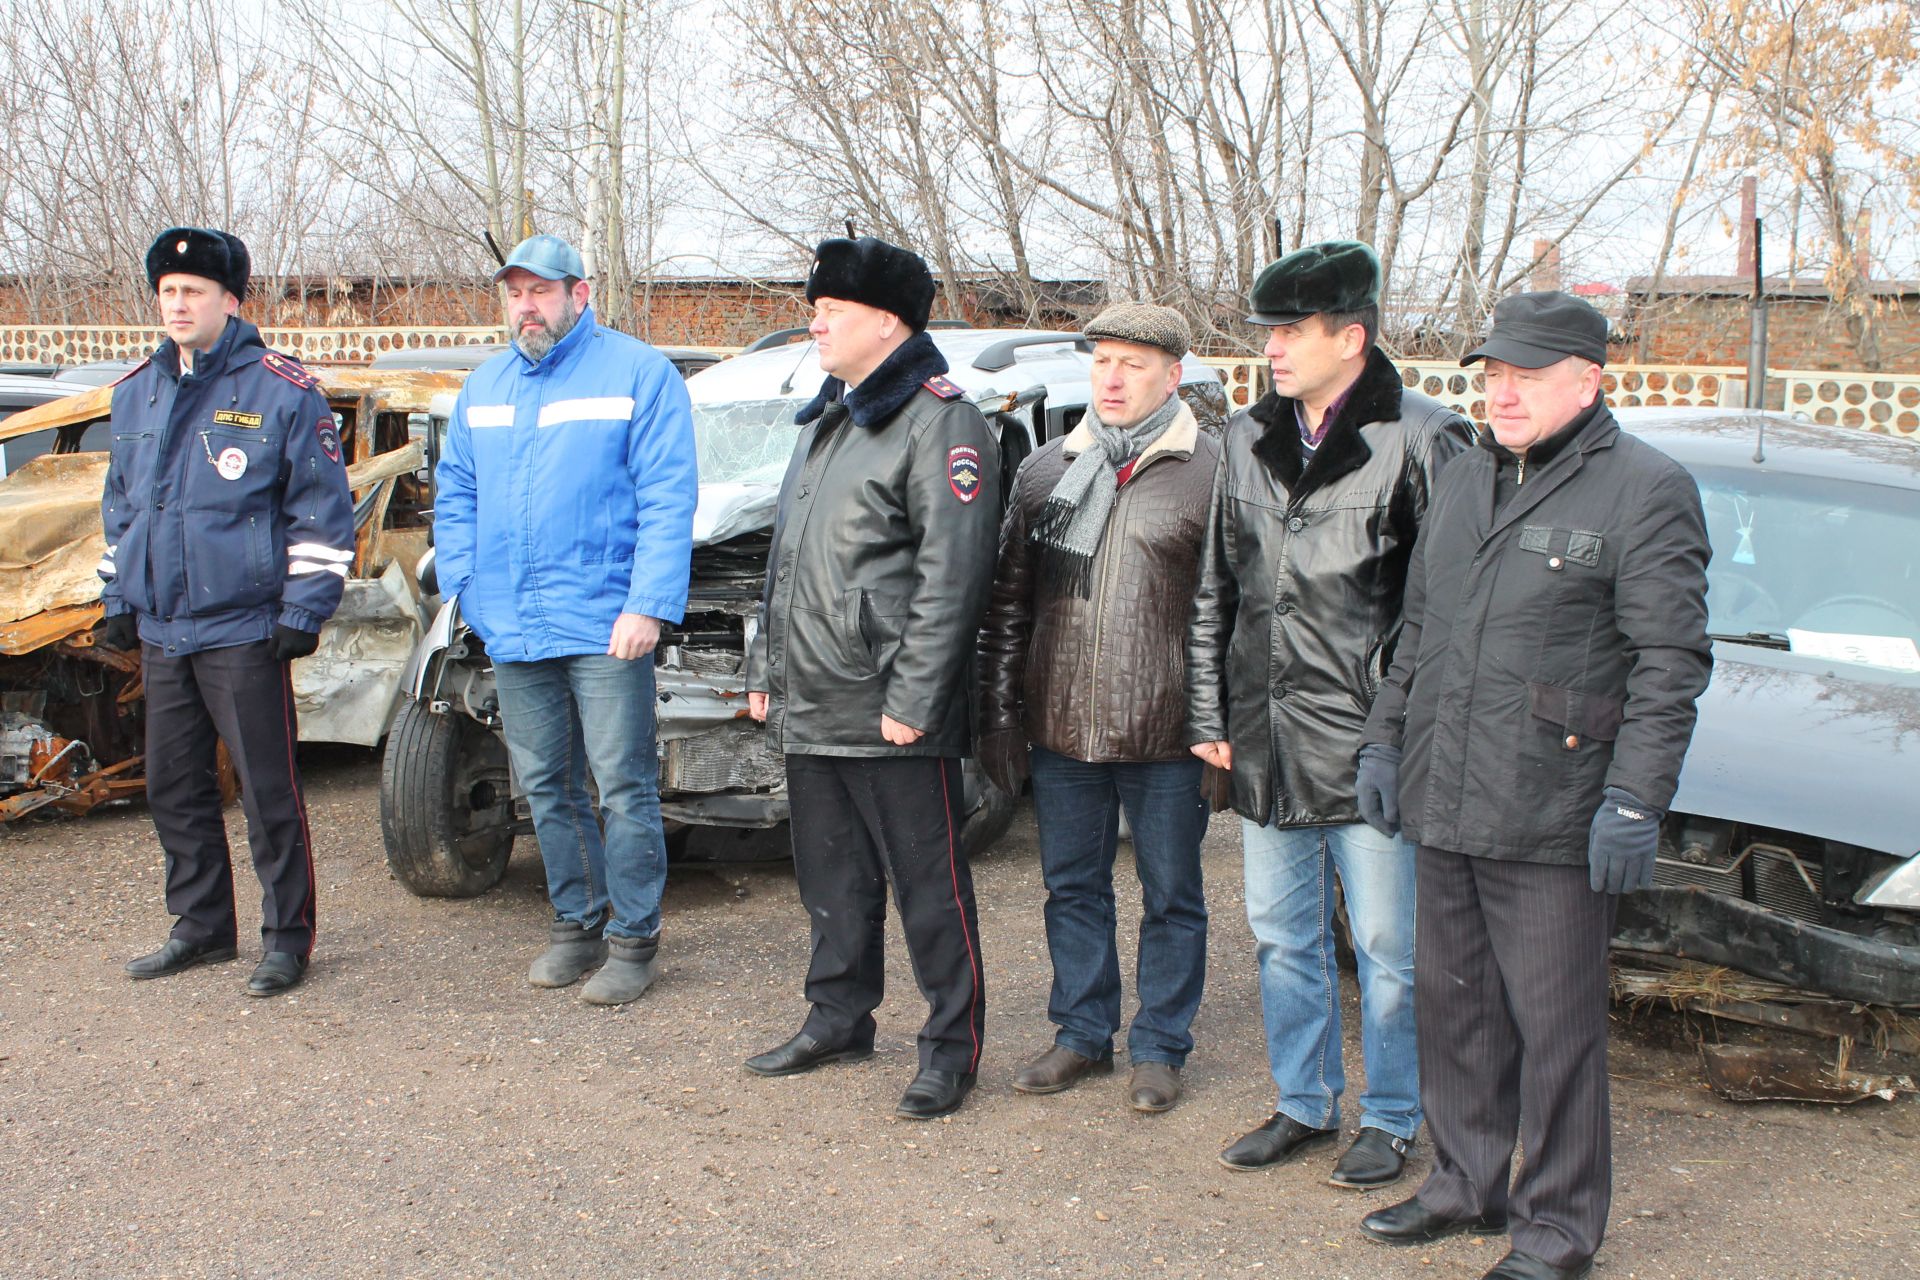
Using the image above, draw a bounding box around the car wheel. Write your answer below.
[959,764,1017,860]
[380,697,515,897]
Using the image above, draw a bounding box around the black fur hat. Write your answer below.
[145,226,250,299]
[1247,239,1379,326]
[805,236,935,331]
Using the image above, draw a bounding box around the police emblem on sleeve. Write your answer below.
[948,445,982,503]
[215,447,249,480]
[318,419,342,464]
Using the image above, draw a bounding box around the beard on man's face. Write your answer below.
[516,296,580,360]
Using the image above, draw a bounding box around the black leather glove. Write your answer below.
[1354,743,1402,837]
[1200,762,1234,813]
[1588,785,1661,895]
[976,728,1030,796]
[101,612,139,651]
[269,625,321,662]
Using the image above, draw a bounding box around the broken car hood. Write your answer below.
[692,481,779,547]
[1671,643,1920,857]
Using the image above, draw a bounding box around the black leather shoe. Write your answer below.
[744,1031,873,1077]
[895,1068,976,1119]
[246,952,307,997]
[1010,1044,1113,1095]
[1480,1248,1592,1280]
[1219,1112,1338,1170]
[125,937,238,980]
[1329,1126,1411,1188]
[1359,1196,1508,1247]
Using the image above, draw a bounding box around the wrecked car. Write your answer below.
[380,328,1229,896]
[0,367,455,819]
[1607,408,1920,1007]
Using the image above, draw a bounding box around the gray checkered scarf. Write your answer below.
[1029,392,1182,597]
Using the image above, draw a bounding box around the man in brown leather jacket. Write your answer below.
[977,303,1219,1113]
[741,236,1000,1121]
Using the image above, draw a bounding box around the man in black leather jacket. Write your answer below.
[1186,241,1471,1188]
[741,237,1000,1120]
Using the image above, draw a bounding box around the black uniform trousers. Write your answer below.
[1413,845,1617,1269]
[143,639,317,958]
[785,754,985,1074]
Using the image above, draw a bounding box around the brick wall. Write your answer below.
[0,277,1092,350]
[1626,290,1920,373]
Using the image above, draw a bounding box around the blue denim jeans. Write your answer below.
[492,654,668,940]
[1029,747,1209,1067]
[1240,819,1419,1139]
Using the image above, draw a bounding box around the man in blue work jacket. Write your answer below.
[104,226,356,997]
[434,233,698,1006]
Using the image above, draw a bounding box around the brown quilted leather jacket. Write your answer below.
[978,402,1219,762]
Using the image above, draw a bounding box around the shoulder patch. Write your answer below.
[923,374,964,401]
[948,444,983,503]
[110,358,150,387]
[261,351,319,390]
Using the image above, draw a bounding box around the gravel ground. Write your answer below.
[2,745,1914,1279]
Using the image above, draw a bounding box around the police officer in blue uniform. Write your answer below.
[102,227,356,997]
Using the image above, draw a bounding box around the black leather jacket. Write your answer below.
[745,331,1000,757]
[1186,349,1472,824]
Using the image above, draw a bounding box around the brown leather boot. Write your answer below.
[1010,1044,1114,1095]
[1128,1061,1182,1112]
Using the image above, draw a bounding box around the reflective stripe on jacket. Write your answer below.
[101,319,355,656]
[433,307,699,661]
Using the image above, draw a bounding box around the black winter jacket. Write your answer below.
[1360,402,1713,863]
[745,331,1000,757]
[1185,350,1472,824]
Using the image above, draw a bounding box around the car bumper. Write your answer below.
[1613,886,1920,1007]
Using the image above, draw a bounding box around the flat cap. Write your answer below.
[1083,302,1191,358]
[1462,291,1609,368]
[146,227,250,299]
[1247,240,1380,326]
[806,236,936,331]
[494,233,586,284]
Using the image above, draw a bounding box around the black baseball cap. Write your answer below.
[1462,291,1609,368]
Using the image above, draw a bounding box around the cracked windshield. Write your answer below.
[693,398,801,487]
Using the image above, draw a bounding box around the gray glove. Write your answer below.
[1588,786,1661,894]
[1354,743,1402,837]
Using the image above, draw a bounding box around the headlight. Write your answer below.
[1860,854,1920,909]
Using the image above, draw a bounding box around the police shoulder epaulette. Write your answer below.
[922,374,964,401]
[261,351,319,390]
[110,358,150,387]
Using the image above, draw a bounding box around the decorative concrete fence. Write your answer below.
[0,325,506,368]
[5,324,1916,439]
[1205,356,1920,438]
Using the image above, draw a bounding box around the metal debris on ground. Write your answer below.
[1700,1042,1914,1105]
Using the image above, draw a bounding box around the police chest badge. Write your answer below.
[948,445,982,503]
[215,447,249,480]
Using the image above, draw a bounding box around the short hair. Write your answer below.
[560,275,582,293]
[1319,304,1378,351]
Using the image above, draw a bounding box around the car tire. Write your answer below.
[959,767,1017,860]
[380,697,515,898]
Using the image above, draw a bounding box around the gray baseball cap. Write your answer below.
[493,234,586,283]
